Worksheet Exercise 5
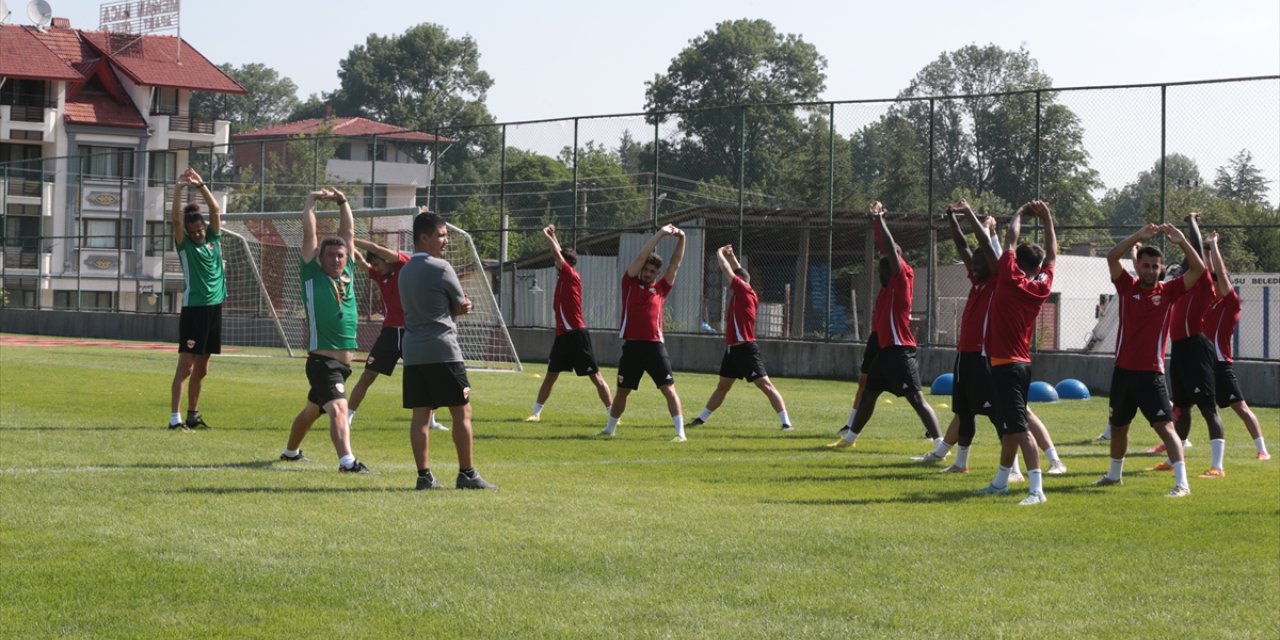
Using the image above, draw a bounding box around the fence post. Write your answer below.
[925,98,936,346]
[737,106,746,251]
[312,135,319,190]
[258,140,265,213]
[1,163,7,303]
[430,128,440,213]
[1159,84,1168,253]
[370,134,378,208]
[497,125,508,300]
[826,103,835,342]
[571,118,579,246]
[651,120,660,229]
[1035,90,1042,199]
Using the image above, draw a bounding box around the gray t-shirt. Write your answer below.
[399,252,466,364]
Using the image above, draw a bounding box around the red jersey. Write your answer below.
[368,252,410,328]
[1203,288,1241,363]
[984,250,1054,362]
[957,272,997,353]
[725,275,758,344]
[1113,272,1188,373]
[872,256,916,348]
[619,274,671,342]
[1168,271,1215,341]
[553,261,586,335]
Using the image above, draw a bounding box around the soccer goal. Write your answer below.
[219,207,522,371]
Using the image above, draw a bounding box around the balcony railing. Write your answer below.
[6,105,49,123]
[3,175,49,198]
[2,247,40,269]
[168,115,216,135]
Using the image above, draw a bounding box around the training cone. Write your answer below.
[1055,378,1090,400]
[1028,380,1059,403]
[930,373,954,395]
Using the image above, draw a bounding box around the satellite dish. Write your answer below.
[26,0,51,30]
[1,0,12,24]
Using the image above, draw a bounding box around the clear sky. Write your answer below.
[44,0,1280,122]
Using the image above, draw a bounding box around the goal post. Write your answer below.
[218,207,522,372]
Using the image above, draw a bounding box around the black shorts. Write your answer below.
[952,351,992,416]
[718,342,768,382]
[365,327,404,376]
[1109,367,1174,427]
[617,340,674,391]
[403,362,471,409]
[1168,335,1216,408]
[859,333,880,376]
[989,361,1032,436]
[548,329,600,376]
[178,304,222,355]
[1214,361,1246,408]
[306,353,352,410]
[863,345,921,397]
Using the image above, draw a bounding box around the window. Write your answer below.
[367,141,387,162]
[335,142,353,160]
[80,146,135,180]
[150,87,179,115]
[82,218,134,250]
[55,290,114,311]
[3,278,38,308]
[146,220,172,256]
[363,184,387,209]
[3,214,40,247]
[0,79,51,107]
[149,151,177,186]
[1,142,43,179]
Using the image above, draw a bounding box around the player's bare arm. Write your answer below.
[1032,200,1057,266]
[626,226,672,277]
[869,201,900,279]
[300,188,330,263]
[1162,223,1205,287]
[944,206,974,273]
[1107,224,1159,282]
[543,224,567,269]
[663,226,687,286]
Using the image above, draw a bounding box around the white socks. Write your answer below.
[1172,460,1188,487]
[1209,439,1225,470]
[1028,469,1043,495]
[338,454,356,469]
[1108,457,1125,481]
[673,415,685,438]
[531,402,544,417]
[170,412,182,426]
[993,465,1011,488]
[845,407,858,429]
[347,410,356,425]
[1256,437,1269,455]
[1043,446,1061,464]
[283,448,301,458]
[932,438,952,458]
[603,416,619,435]
[778,410,790,426]
[955,445,972,468]
[698,408,713,422]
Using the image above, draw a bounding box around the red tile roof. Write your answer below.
[80,31,245,94]
[0,25,83,81]
[234,117,450,144]
[64,93,147,129]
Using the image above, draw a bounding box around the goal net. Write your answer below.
[218,207,521,371]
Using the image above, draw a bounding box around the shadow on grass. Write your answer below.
[175,486,408,495]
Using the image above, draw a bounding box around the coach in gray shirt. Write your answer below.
[399,210,497,491]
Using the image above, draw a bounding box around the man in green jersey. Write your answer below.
[278,187,370,473]
[169,168,224,431]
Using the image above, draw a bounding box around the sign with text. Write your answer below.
[99,0,180,35]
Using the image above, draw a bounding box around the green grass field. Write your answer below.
[1,336,1277,639]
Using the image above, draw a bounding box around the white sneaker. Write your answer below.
[1166,484,1191,498]
[939,464,969,474]
[1008,472,1026,484]
[911,450,949,464]
[1046,460,1068,476]
[670,435,687,443]
[430,420,449,431]
[1018,491,1047,506]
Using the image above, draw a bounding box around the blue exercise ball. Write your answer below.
[1028,380,1060,403]
[1055,378,1091,400]
[931,373,954,395]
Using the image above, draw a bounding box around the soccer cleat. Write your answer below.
[430,420,449,431]
[1092,475,1123,487]
[1258,451,1272,461]
[976,483,1010,495]
[168,422,188,431]
[185,414,211,430]
[1094,431,1111,441]
[1199,467,1225,479]
[1018,492,1048,506]
[939,464,969,474]
[689,418,706,427]
[780,424,793,432]
[670,435,688,443]
[911,451,948,464]
[456,472,497,490]
[825,438,855,449]
[1166,484,1191,498]
[339,460,370,474]
[523,415,541,423]
[835,425,852,437]
[1147,442,1167,454]
[415,474,443,490]
[1008,472,1026,484]
[1046,460,1068,476]
[595,429,615,438]
[279,450,310,462]
[1147,462,1173,472]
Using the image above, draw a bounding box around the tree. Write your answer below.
[1100,153,1204,229]
[644,19,827,188]
[1214,149,1271,207]
[191,63,300,134]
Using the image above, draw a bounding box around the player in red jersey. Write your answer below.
[919,202,1067,479]
[1093,223,1205,497]
[1203,232,1270,460]
[828,202,942,449]
[973,200,1057,506]
[598,224,688,441]
[688,245,792,431]
[526,225,613,421]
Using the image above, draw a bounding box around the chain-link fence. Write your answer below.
[3,77,1278,359]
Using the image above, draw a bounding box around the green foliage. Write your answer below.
[226,130,363,214]
[191,63,300,134]
[1214,149,1271,207]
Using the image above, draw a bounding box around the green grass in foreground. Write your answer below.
[1,338,1277,639]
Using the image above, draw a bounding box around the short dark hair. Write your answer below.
[732,267,749,282]
[364,250,379,264]
[560,247,577,267]
[412,211,447,243]
[1014,242,1045,275]
[319,237,347,255]
[645,253,663,269]
[1136,245,1163,261]
[182,204,204,226]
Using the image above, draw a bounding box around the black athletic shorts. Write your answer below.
[178,304,223,355]
[403,361,471,409]
[1214,361,1246,408]
[952,351,993,416]
[989,361,1032,437]
[617,340,674,391]
[1109,367,1174,427]
[718,341,768,382]
[1168,335,1216,408]
[548,329,600,376]
[859,332,880,376]
[863,345,921,397]
[306,352,352,410]
[365,327,404,376]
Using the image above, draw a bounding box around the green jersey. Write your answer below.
[300,258,358,352]
[176,228,226,307]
